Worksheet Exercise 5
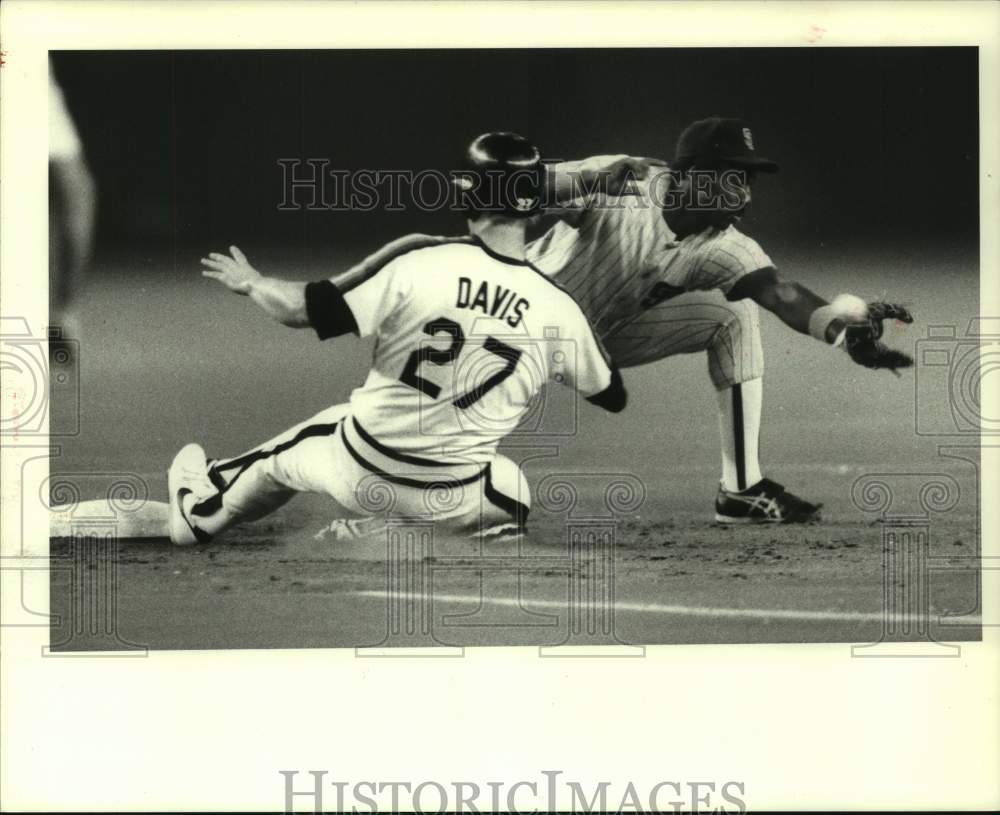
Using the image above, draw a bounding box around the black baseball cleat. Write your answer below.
[714,478,822,524]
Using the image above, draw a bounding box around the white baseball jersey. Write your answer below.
[307,235,614,464]
[527,166,774,336]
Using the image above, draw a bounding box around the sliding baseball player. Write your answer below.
[167,133,625,545]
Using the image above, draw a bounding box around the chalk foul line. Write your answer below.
[352,590,982,626]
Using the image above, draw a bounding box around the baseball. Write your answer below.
[830,293,869,323]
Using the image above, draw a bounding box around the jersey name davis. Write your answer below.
[456,276,530,328]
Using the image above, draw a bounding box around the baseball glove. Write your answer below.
[843,301,915,374]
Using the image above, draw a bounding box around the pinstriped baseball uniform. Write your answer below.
[527,167,769,386]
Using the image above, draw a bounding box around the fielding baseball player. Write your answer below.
[167,132,626,545]
[529,116,913,523]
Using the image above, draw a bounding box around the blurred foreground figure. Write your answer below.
[49,59,96,350]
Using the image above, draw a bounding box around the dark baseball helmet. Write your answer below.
[673,117,779,173]
[452,132,544,218]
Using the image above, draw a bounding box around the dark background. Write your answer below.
[52,48,978,259]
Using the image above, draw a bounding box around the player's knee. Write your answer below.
[708,299,761,356]
[707,300,764,388]
[717,298,760,338]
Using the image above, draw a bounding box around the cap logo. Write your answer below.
[742,127,755,150]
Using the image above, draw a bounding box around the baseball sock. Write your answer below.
[716,378,763,493]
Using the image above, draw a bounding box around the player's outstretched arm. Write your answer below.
[547,155,666,206]
[731,267,914,373]
[201,246,310,328]
[730,267,827,335]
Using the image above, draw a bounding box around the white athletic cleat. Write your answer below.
[167,443,218,545]
[313,517,525,543]
[475,522,525,541]
[314,517,387,542]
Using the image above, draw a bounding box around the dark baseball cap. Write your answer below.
[674,117,779,172]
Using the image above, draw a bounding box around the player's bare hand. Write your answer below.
[200,245,261,295]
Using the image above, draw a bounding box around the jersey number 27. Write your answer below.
[400,317,522,409]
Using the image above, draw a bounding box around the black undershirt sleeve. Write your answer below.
[305,280,359,340]
[586,363,628,413]
[725,265,778,302]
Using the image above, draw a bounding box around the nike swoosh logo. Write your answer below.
[176,487,212,544]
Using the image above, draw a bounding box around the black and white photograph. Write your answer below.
[2,1,998,812]
[41,45,982,650]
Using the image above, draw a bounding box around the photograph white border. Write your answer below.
[2,1,998,810]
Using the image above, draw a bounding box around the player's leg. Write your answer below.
[333,421,531,536]
[167,403,351,544]
[603,290,765,487]
[701,296,765,495]
[453,454,531,536]
[603,290,819,523]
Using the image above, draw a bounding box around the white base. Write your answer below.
[50,499,170,540]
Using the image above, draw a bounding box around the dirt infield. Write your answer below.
[48,245,981,651]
